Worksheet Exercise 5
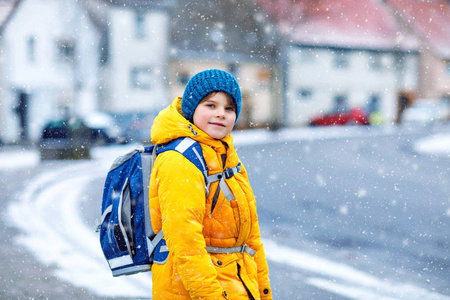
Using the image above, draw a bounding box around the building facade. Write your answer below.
[94,1,171,114]
[285,45,419,126]
[386,0,450,102]
[0,0,172,143]
[1,0,448,143]
[0,0,102,142]
[257,0,422,126]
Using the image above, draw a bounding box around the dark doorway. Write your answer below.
[15,91,29,140]
[396,91,415,123]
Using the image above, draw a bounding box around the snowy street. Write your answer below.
[1,0,449,299]
[1,124,450,299]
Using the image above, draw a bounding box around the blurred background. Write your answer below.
[0,0,449,148]
[0,1,450,299]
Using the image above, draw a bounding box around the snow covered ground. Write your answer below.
[2,126,450,299]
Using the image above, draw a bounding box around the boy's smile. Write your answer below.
[193,92,236,139]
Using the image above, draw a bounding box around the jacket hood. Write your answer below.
[151,97,234,147]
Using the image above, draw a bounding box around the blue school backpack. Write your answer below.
[98,137,209,277]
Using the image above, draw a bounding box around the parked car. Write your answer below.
[114,111,157,144]
[40,117,91,160]
[42,111,124,147]
[309,107,370,126]
[402,99,450,124]
[81,111,125,145]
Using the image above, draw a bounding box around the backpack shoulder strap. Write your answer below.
[147,137,208,250]
[156,137,208,185]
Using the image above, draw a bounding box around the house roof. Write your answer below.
[0,0,19,32]
[386,0,450,59]
[256,0,420,52]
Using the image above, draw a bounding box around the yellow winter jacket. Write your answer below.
[149,98,272,300]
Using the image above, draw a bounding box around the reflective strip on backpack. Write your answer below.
[160,245,169,252]
[175,137,207,175]
[175,137,196,153]
[192,146,207,174]
[99,204,113,227]
[206,244,256,257]
[141,151,153,238]
[111,264,152,277]
[167,137,209,195]
[108,254,133,269]
[147,230,165,255]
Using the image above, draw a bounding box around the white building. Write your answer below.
[0,0,171,143]
[285,46,419,126]
[386,0,450,103]
[0,0,102,143]
[88,0,171,114]
[256,0,421,126]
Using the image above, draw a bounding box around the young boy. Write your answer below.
[149,69,272,299]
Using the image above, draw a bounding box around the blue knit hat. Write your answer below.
[181,69,242,123]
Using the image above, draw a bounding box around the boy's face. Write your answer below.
[193,91,236,139]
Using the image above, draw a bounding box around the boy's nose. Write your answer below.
[216,107,226,118]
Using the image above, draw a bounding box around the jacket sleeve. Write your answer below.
[154,151,226,299]
[240,164,273,299]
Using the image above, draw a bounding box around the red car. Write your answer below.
[309,107,370,126]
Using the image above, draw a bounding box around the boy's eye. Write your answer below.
[226,107,235,111]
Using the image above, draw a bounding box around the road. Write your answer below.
[237,125,450,299]
[1,124,449,299]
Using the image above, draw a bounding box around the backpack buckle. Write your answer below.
[223,168,234,179]
[223,162,241,179]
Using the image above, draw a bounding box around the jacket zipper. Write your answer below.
[237,264,255,300]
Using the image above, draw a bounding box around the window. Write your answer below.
[297,88,313,101]
[300,49,316,64]
[228,63,238,76]
[130,67,153,89]
[56,39,75,62]
[177,72,189,85]
[333,50,349,69]
[394,52,405,71]
[26,36,36,62]
[369,52,382,71]
[368,94,380,113]
[135,12,146,39]
[334,95,349,112]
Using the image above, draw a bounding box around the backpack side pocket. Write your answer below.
[118,179,136,257]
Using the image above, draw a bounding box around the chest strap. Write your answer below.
[206,162,241,201]
[206,244,256,257]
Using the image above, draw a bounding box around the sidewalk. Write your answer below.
[0,159,134,299]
